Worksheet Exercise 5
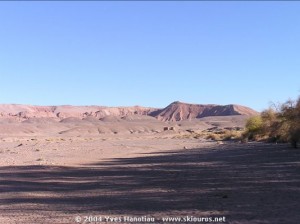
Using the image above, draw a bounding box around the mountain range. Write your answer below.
[0,101,258,122]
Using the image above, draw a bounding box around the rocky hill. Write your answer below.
[149,101,258,122]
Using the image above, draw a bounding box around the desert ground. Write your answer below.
[0,115,299,224]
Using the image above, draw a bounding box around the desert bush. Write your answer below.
[280,98,300,147]
[244,96,300,147]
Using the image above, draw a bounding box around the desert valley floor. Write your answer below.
[0,113,300,224]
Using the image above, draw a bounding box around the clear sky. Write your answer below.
[0,2,299,111]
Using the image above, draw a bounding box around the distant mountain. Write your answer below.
[149,101,258,122]
[0,102,258,122]
[0,104,157,121]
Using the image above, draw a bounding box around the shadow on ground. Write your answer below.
[0,143,300,223]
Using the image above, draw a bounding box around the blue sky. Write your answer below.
[0,2,299,111]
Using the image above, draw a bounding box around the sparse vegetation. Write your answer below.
[244,96,300,148]
[173,129,243,141]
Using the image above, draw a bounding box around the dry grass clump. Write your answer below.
[174,129,243,141]
[173,130,206,139]
[205,129,242,141]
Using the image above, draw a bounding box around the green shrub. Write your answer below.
[244,116,263,140]
[246,116,263,133]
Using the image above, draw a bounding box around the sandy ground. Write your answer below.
[0,134,300,224]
